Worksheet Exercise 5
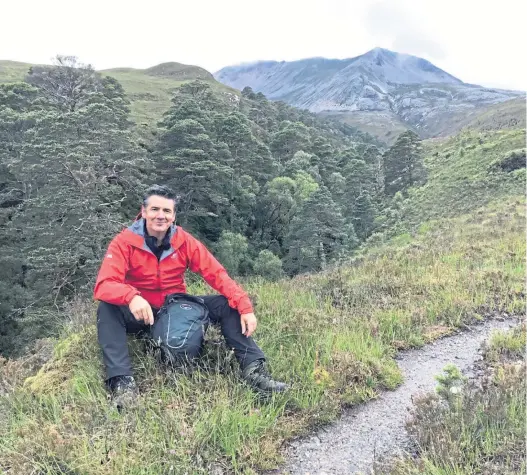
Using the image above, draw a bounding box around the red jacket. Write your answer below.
[93,219,253,314]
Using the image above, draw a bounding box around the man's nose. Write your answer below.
[156,211,165,218]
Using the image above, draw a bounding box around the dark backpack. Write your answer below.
[150,293,209,365]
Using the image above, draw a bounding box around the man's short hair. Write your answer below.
[143,185,177,210]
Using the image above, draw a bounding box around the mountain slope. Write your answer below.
[215,48,523,140]
[100,62,225,126]
[444,96,526,135]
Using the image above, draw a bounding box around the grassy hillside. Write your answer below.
[0,60,33,83]
[0,59,524,474]
[0,59,236,129]
[365,127,525,249]
[413,129,524,218]
[102,63,237,128]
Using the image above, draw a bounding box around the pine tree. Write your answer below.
[284,186,356,275]
[0,65,148,352]
[383,130,426,196]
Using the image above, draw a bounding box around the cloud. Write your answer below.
[365,1,446,60]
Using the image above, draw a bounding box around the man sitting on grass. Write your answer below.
[94,185,287,408]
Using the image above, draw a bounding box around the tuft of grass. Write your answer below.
[484,323,526,363]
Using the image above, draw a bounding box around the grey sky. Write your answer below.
[1,0,525,90]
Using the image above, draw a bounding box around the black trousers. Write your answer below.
[97,295,265,380]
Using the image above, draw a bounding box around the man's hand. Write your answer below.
[240,312,257,337]
[129,295,154,325]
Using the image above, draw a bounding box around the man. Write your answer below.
[94,185,287,406]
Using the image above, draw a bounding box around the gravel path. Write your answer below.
[268,317,520,475]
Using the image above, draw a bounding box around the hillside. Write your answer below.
[0,59,234,128]
[440,96,526,136]
[215,48,524,141]
[320,110,409,144]
[0,60,33,83]
[356,127,525,256]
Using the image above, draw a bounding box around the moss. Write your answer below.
[23,327,100,396]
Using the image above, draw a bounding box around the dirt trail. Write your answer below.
[268,317,519,475]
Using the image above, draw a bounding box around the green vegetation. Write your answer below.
[386,324,526,475]
[0,57,380,355]
[102,63,232,132]
[369,127,525,244]
[0,59,229,129]
[485,324,526,363]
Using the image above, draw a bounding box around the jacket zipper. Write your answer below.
[157,258,161,291]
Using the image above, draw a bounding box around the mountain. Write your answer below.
[215,48,524,142]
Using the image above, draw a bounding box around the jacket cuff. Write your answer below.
[237,297,254,315]
[124,289,140,305]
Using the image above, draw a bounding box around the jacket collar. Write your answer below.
[121,218,186,254]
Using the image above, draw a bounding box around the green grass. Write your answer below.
[103,70,187,126]
[102,65,238,129]
[485,323,526,363]
[0,60,34,83]
[415,129,525,218]
[0,194,524,474]
[386,325,526,475]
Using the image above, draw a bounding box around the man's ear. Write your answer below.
[141,205,147,219]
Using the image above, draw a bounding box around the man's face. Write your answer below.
[141,195,176,235]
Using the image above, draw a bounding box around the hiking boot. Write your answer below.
[241,359,289,395]
[107,375,139,411]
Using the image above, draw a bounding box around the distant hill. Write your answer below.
[215,48,524,141]
[0,60,233,129]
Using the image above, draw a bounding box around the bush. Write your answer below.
[214,231,249,276]
[253,250,284,281]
